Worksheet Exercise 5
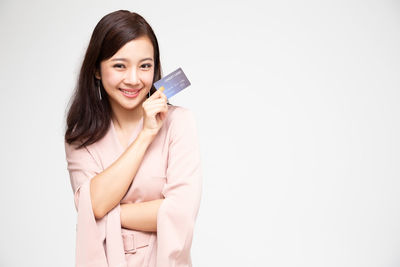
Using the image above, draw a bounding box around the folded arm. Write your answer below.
[89,130,156,219]
[156,108,202,266]
[120,199,164,232]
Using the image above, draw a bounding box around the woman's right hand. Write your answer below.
[141,89,168,137]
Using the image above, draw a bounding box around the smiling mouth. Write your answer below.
[119,88,141,98]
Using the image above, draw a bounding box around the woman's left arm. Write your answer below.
[156,108,203,266]
[120,199,163,232]
[120,108,202,266]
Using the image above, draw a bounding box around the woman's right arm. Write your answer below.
[90,130,155,219]
[90,90,168,219]
[120,199,163,232]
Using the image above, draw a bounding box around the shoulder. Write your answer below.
[64,139,98,163]
[64,120,113,155]
[64,140,83,156]
[64,140,89,160]
[163,105,199,140]
[165,105,197,127]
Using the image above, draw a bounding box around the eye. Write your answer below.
[113,64,125,69]
[140,63,153,70]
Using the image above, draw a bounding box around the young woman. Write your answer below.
[64,10,202,267]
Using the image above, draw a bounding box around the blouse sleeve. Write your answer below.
[64,141,126,267]
[156,108,203,267]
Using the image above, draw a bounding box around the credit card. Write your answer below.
[154,67,191,98]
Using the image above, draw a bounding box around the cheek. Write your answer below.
[142,71,154,85]
[102,68,122,86]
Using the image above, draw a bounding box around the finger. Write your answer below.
[143,101,167,110]
[148,88,162,98]
[159,90,167,101]
[150,88,168,101]
[143,98,167,108]
[147,89,159,100]
[144,103,166,112]
[147,96,167,104]
[144,103,168,116]
[156,107,168,122]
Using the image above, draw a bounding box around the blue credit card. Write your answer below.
[154,67,191,98]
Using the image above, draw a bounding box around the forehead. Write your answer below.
[111,36,154,61]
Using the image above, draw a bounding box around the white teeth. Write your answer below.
[121,89,139,95]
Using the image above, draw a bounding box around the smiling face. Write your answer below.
[96,36,154,112]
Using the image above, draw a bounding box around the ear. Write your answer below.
[95,69,101,80]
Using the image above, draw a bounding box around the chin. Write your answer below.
[123,98,146,110]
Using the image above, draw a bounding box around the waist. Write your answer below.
[120,228,155,254]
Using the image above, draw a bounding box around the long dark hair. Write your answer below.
[64,10,162,148]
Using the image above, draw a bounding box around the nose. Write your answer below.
[124,68,140,85]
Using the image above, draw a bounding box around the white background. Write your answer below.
[0,0,399,266]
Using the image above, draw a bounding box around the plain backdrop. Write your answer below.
[0,0,399,266]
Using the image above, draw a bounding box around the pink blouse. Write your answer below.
[64,106,202,267]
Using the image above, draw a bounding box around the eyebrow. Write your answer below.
[111,57,153,62]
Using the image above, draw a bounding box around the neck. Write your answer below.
[110,99,144,131]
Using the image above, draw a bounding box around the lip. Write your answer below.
[119,88,141,98]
